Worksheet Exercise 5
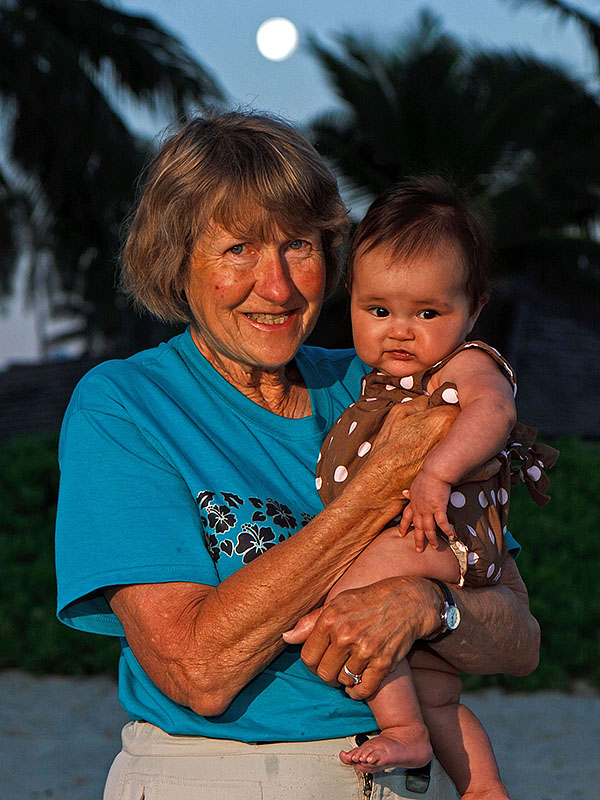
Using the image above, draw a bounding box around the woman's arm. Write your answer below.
[107,401,458,716]
[287,555,539,701]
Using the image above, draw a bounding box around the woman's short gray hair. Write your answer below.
[121,111,349,323]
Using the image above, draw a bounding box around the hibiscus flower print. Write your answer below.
[222,492,244,509]
[235,523,277,563]
[196,490,215,509]
[206,504,237,534]
[203,531,220,563]
[265,499,297,529]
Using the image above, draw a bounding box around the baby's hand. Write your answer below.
[398,472,453,552]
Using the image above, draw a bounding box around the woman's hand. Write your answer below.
[284,557,539,698]
[284,577,440,700]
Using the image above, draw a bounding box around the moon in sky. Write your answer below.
[256,18,299,61]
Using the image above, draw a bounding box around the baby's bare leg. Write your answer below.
[330,528,460,771]
[412,655,509,799]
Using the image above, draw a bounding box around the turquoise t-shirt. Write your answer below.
[55,328,519,742]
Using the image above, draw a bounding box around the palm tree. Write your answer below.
[504,0,600,73]
[307,11,600,348]
[0,0,224,355]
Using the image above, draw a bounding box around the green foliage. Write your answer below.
[0,433,119,675]
[463,437,600,692]
[1,433,598,690]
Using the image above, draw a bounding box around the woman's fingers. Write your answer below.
[282,607,322,644]
[300,581,425,696]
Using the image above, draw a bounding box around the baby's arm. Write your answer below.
[399,348,517,551]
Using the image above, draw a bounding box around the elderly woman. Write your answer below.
[55,112,538,800]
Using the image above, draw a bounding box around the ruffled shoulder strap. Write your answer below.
[423,340,517,397]
[507,421,559,506]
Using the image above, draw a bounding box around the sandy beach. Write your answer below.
[1,670,598,800]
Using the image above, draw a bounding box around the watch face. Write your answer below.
[445,606,461,630]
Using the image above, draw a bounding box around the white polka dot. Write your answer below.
[376,371,385,376]
[467,552,480,565]
[493,567,502,582]
[527,465,542,482]
[349,403,355,408]
[490,489,496,505]
[361,380,366,392]
[336,417,341,424]
[538,459,544,468]
[466,525,478,537]
[365,397,377,402]
[478,491,488,508]
[315,476,322,490]
[441,387,459,404]
[401,397,413,403]
[385,384,395,391]
[357,441,372,457]
[498,488,509,505]
[450,491,466,508]
[400,376,414,389]
[348,421,357,435]
[317,451,322,463]
[334,466,348,482]
[486,563,496,578]
[488,528,496,544]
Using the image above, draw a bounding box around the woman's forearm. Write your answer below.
[108,403,459,714]
[429,555,540,676]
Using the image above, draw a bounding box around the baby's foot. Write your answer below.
[340,724,432,773]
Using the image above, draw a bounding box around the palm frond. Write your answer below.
[504,0,600,72]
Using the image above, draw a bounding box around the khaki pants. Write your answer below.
[104,721,458,800]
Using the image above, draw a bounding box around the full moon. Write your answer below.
[256,18,299,61]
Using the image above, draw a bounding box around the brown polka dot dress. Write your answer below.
[316,341,559,587]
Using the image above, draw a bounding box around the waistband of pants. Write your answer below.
[121,721,367,758]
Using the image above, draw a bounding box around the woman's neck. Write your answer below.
[190,328,312,419]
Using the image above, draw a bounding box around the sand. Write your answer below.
[1,671,598,800]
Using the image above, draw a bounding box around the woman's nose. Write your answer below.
[255,249,296,304]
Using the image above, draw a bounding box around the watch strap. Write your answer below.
[425,579,459,643]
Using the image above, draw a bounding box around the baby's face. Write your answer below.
[350,239,482,377]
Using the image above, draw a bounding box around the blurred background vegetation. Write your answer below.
[0,432,598,691]
[1,0,599,691]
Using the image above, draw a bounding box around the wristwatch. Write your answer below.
[425,579,461,643]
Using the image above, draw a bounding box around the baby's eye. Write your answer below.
[418,309,440,320]
[368,307,390,318]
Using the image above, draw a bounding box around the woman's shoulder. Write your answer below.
[66,334,186,415]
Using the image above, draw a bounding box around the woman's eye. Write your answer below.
[368,307,389,318]
[228,243,245,255]
[288,239,309,251]
[418,309,439,320]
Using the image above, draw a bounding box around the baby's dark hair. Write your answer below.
[347,175,492,312]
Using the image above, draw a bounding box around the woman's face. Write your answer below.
[186,223,326,372]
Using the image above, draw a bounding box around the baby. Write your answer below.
[290,177,557,800]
